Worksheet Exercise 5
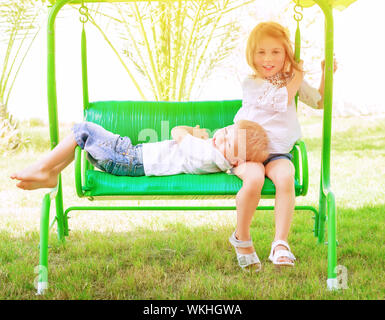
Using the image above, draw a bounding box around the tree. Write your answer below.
[83,0,254,101]
[0,0,45,153]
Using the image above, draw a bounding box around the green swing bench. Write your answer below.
[36,0,354,295]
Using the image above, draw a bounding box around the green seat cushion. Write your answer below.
[83,170,302,197]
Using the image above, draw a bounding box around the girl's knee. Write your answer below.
[233,162,265,195]
[274,171,295,192]
[242,165,265,186]
[234,162,264,179]
[266,160,295,189]
[242,174,265,196]
[246,174,265,187]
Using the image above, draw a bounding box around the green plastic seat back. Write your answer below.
[84,100,242,144]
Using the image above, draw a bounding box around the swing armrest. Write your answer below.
[74,146,95,198]
[293,140,309,196]
[74,146,84,197]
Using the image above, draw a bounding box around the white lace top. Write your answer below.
[234,73,321,154]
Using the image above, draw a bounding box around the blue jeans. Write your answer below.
[73,121,145,176]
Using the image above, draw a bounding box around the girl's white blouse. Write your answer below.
[234,76,321,154]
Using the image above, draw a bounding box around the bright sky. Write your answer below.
[7,0,385,122]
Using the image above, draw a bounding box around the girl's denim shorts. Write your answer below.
[73,121,145,176]
[227,152,293,175]
[263,153,293,166]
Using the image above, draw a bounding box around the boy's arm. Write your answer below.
[171,125,209,144]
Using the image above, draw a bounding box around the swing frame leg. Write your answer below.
[326,192,338,290]
[318,185,326,244]
[54,177,66,242]
[36,194,50,295]
[319,190,338,290]
[36,178,65,295]
[314,0,339,290]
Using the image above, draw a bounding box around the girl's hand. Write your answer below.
[317,58,337,109]
[286,60,304,103]
[192,125,209,140]
[321,58,338,73]
[293,60,304,80]
[298,59,304,70]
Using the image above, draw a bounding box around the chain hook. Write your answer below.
[79,1,89,24]
[293,3,303,22]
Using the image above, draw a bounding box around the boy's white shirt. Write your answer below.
[234,77,321,154]
[142,134,232,176]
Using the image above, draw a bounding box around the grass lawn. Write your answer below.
[1,114,384,299]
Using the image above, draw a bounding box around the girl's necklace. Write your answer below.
[264,72,292,88]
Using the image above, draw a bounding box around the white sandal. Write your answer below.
[229,231,261,272]
[268,240,296,267]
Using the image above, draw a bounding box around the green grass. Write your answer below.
[1,116,385,299]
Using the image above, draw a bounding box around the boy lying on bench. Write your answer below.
[11,120,269,190]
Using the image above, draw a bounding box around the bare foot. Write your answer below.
[11,163,58,190]
[11,162,48,181]
[15,178,58,190]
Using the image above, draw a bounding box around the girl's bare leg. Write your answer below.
[265,159,296,263]
[10,133,78,190]
[233,162,265,254]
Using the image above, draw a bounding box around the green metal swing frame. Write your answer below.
[37,0,341,294]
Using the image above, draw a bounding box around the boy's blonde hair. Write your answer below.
[245,21,302,78]
[235,120,269,163]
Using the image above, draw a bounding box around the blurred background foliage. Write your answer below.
[76,0,254,101]
[0,0,46,154]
